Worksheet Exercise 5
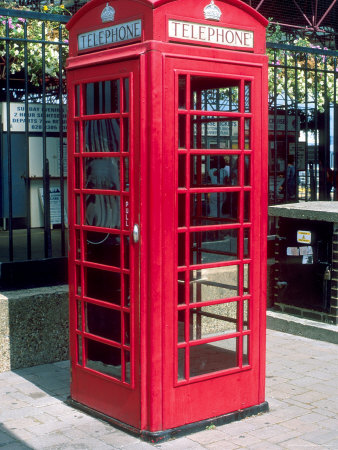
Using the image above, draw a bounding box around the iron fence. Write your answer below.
[0,7,336,288]
[267,42,338,205]
[0,7,69,288]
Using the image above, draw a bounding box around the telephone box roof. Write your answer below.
[67,0,269,30]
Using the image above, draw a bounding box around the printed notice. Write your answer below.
[297,230,311,244]
[299,246,313,256]
[39,187,68,226]
[302,255,313,265]
[287,247,299,256]
[1,102,67,133]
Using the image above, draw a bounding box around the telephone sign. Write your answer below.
[78,19,142,50]
[67,0,269,441]
[168,20,254,49]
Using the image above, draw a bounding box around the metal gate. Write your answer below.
[0,6,69,288]
[267,41,338,205]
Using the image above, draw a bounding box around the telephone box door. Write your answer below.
[162,56,267,428]
[67,59,141,428]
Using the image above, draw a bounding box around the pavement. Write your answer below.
[0,329,337,449]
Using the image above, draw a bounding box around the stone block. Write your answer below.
[0,285,69,372]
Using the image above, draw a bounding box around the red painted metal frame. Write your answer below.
[161,54,267,429]
[67,0,268,435]
[175,73,253,383]
[67,60,141,427]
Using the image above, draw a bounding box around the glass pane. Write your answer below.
[75,85,80,116]
[244,82,251,113]
[178,348,185,381]
[124,274,130,307]
[245,119,251,149]
[86,339,121,379]
[243,299,249,330]
[123,118,129,152]
[190,302,238,340]
[123,78,129,113]
[75,122,80,153]
[85,267,121,304]
[178,310,185,343]
[85,194,120,229]
[124,313,130,345]
[191,77,240,112]
[178,233,186,266]
[190,338,238,377]
[243,335,249,366]
[244,191,250,223]
[178,115,186,148]
[75,230,81,260]
[84,157,120,190]
[85,80,120,115]
[190,193,208,224]
[222,192,239,222]
[123,158,129,191]
[178,194,186,227]
[178,75,186,109]
[85,231,120,267]
[191,116,239,149]
[75,157,81,189]
[244,264,250,294]
[178,272,186,304]
[191,192,239,225]
[75,195,81,225]
[85,303,121,342]
[191,229,239,264]
[124,351,131,383]
[77,335,83,365]
[76,265,82,296]
[77,301,82,331]
[244,228,250,258]
[124,237,130,270]
[178,154,186,187]
[85,119,120,152]
[191,155,239,187]
[190,266,239,302]
[244,155,251,186]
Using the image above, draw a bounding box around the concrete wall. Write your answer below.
[0,285,69,372]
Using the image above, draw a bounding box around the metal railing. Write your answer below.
[0,8,336,287]
[267,42,338,205]
[0,7,69,288]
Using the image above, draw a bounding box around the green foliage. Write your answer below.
[0,3,69,87]
[267,21,337,112]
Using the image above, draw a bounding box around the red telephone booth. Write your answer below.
[66,0,269,441]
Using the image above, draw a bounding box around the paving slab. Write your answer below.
[0,329,337,449]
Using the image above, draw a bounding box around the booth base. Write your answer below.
[67,398,269,443]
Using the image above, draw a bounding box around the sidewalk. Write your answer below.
[0,329,337,449]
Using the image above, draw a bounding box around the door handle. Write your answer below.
[132,224,140,243]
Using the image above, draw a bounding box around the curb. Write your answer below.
[267,310,338,344]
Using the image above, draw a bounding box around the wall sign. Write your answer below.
[39,187,68,226]
[168,19,254,49]
[1,103,67,133]
[78,19,142,51]
[297,230,311,244]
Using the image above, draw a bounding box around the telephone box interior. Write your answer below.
[66,0,269,440]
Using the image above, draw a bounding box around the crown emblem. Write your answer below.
[101,3,115,23]
[204,0,222,22]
